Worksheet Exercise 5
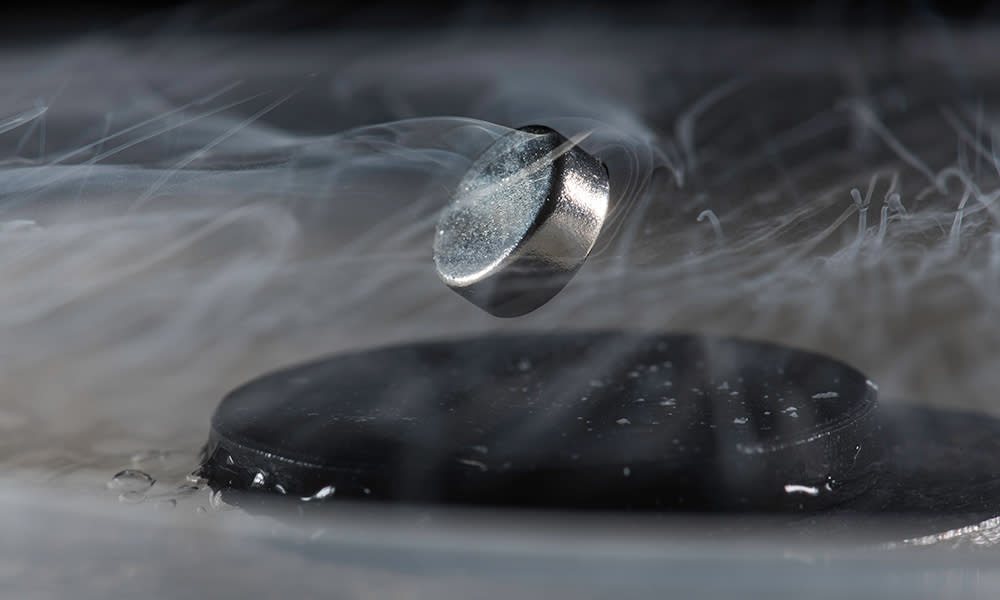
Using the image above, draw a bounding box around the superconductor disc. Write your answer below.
[201,332,880,511]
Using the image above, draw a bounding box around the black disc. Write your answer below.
[201,332,880,512]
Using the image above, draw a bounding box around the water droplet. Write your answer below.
[363,488,372,495]
[302,485,336,502]
[784,484,819,496]
[659,398,676,406]
[623,466,632,477]
[733,417,748,425]
[107,469,155,493]
[616,417,631,425]
[516,358,532,372]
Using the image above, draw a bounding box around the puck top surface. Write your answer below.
[205,332,879,510]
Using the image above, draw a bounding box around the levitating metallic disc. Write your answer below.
[433,125,610,317]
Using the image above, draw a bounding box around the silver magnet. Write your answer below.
[433,125,610,317]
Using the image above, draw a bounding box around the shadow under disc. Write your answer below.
[199,332,1000,539]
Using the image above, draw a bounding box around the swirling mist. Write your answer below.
[0,29,999,492]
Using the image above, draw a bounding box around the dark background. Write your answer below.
[4,0,995,44]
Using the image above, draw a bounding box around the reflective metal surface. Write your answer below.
[433,125,609,317]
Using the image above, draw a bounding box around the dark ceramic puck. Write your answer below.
[201,332,880,512]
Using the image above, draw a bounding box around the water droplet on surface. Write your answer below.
[107,469,155,493]
[733,417,748,424]
[784,484,820,496]
[623,466,632,477]
[616,417,631,425]
[302,485,336,502]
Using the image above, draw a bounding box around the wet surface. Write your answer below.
[202,333,1000,543]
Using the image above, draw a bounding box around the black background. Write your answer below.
[4,0,995,44]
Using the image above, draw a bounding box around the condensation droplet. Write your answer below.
[107,469,155,493]
[302,485,336,502]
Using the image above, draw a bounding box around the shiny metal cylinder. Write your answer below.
[433,125,610,317]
